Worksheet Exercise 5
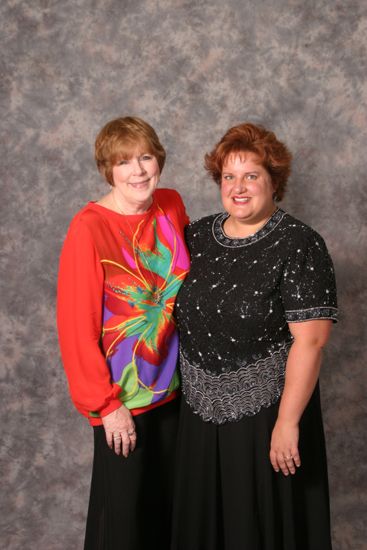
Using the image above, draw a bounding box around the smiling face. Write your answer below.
[221,152,277,236]
[111,149,160,213]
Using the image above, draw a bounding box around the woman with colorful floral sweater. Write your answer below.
[57,116,189,550]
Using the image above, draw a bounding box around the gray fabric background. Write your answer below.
[1,0,366,548]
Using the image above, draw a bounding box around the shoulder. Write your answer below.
[279,211,328,250]
[155,187,184,205]
[155,187,181,198]
[66,203,105,241]
[155,187,189,225]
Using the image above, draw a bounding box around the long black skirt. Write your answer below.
[84,397,180,550]
[171,385,332,550]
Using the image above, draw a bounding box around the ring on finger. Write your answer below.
[128,430,136,436]
[285,455,293,460]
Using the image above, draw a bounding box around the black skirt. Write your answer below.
[171,385,332,550]
[84,397,180,550]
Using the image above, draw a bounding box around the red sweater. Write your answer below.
[57,188,190,425]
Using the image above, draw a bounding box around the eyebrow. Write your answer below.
[117,151,152,160]
[222,170,259,175]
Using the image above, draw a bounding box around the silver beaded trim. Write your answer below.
[212,208,285,248]
[180,341,292,425]
[285,306,338,323]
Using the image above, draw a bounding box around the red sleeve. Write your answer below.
[57,216,122,419]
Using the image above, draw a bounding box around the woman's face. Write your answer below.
[221,152,276,227]
[112,149,160,210]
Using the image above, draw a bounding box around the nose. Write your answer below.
[234,178,247,193]
[132,158,146,175]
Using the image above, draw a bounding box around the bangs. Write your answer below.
[204,122,292,197]
[217,142,264,172]
[95,116,167,184]
[110,137,154,164]
[223,150,264,168]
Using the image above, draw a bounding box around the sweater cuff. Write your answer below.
[99,397,123,418]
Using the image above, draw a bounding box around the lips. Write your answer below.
[130,180,150,187]
[232,196,250,204]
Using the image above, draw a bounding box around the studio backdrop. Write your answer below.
[1,1,366,548]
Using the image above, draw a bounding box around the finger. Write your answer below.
[105,430,113,449]
[284,454,296,475]
[291,448,301,468]
[129,431,137,452]
[277,455,290,476]
[112,433,122,455]
[121,431,131,458]
[127,423,136,436]
[127,423,137,452]
[269,450,280,473]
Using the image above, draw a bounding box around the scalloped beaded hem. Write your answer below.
[179,342,291,425]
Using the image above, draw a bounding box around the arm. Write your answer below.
[269,319,332,475]
[57,218,136,456]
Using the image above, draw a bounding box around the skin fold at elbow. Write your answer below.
[289,320,333,349]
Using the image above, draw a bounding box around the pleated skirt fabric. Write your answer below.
[171,385,332,550]
[84,397,180,550]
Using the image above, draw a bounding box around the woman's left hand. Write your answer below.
[269,320,333,476]
[269,419,301,475]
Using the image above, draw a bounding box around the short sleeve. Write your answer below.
[280,233,338,323]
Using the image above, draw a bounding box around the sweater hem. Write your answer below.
[87,390,180,426]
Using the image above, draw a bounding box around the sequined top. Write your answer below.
[175,208,338,425]
[57,189,190,425]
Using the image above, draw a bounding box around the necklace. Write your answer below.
[111,191,163,305]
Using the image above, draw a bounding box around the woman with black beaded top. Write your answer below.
[171,122,337,550]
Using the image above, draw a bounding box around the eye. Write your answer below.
[246,173,257,180]
[222,174,234,181]
[141,154,153,161]
[117,159,129,165]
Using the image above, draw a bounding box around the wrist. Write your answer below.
[99,398,124,418]
[275,415,299,428]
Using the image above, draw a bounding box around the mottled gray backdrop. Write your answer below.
[1,0,366,548]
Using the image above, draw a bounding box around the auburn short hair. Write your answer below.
[95,116,166,185]
[204,123,292,200]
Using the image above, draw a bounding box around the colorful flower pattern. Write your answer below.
[101,207,189,409]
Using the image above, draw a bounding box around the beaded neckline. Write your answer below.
[212,208,285,248]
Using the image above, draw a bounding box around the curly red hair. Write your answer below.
[204,123,292,200]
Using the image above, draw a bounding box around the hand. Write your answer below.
[101,404,137,458]
[269,419,301,476]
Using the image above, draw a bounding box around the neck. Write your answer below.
[224,205,277,238]
[111,189,153,215]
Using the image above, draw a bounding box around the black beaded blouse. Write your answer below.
[175,208,338,425]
